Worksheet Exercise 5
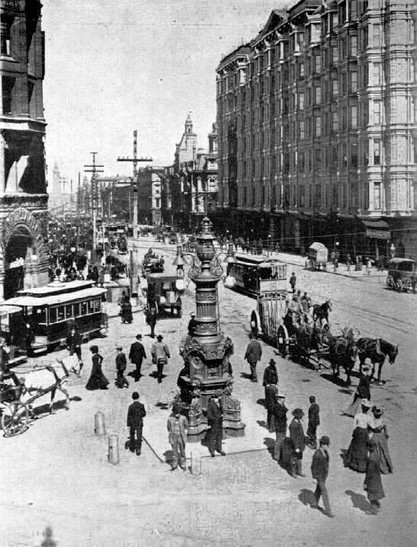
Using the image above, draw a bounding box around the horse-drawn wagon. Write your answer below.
[306,242,328,271]
[250,285,332,369]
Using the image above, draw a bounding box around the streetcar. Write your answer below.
[226,254,287,298]
[2,280,108,355]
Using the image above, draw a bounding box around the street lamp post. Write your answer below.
[178,217,245,440]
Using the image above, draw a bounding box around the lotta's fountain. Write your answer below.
[178,217,245,440]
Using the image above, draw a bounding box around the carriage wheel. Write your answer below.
[277,325,289,356]
[394,278,403,292]
[1,402,30,437]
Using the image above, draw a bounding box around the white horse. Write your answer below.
[17,357,74,415]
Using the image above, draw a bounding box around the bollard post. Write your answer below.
[190,451,201,475]
[108,435,119,465]
[94,411,106,436]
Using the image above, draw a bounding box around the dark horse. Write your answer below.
[312,300,332,328]
[328,335,358,386]
[356,337,399,384]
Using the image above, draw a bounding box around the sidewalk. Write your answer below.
[272,251,387,283]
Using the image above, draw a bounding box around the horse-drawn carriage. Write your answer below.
[141,251,164,277]
[0,356,76,437]
[250,286,331,369]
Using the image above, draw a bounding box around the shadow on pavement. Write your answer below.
[240,372,253,381]
[345,490,373,514]
[163,449,174,465]
[320,372,350,388]
[299,488,317,508]
[263,437,275,459]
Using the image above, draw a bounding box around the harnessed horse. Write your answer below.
[312,300,332,328]
[17,357,73,415]
[328,334,358,386]
[356,337,399,383]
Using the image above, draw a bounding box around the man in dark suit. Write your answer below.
[206,394,226,457]
[289,408,306,476]
[129,334,147,381]
[311,435,334,518]
[307,395,320,448]
[244,334,262,382]
[272,394,288,462]
[127,392,146,456]
[188,312,197,336]
[115,346,129,388]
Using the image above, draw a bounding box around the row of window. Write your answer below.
[237,178,370,211]
[35,298,102,326]
[233,139,383,181]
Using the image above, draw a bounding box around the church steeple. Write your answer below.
[185,112,193,134]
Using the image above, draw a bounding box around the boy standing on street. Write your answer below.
[167,404,189,470]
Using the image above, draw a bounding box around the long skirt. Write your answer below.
[343,395,362,418]
[86,364,109,390]
[344,427,369,473]
[372,431,393,474]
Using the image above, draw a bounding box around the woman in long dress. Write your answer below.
[369,407,393,474]
[86,345,109,390]
[364,438,385,514]
[344,399,372,472]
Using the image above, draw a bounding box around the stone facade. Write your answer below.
[216,0,417,259]
[1,0,49,300]
[163,115,219,232]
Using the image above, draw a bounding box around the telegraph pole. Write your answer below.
[84,152,104,263]
[117,130,152,238]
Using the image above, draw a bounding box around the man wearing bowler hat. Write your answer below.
[311,436,334,517]
[151,334,171,383]
[129,334,147,381]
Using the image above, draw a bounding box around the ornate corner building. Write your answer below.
[1,0,49,301]
[216,0,417,259]
[163,114,219,232]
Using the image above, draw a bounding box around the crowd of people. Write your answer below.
[240,335,394,517]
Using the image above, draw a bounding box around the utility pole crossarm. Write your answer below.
[117,130,153,237]
[84,152,104,264]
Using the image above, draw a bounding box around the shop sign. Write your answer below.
[366,229,390,240]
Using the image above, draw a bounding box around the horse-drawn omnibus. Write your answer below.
[2,280,108,355]
[227,254,287,298]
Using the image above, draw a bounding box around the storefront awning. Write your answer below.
[362,219,390,240]
[361,220,389,229]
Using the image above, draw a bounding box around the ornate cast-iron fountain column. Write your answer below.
[179,217,245,439]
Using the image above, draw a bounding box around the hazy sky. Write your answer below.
[42,0,288,183]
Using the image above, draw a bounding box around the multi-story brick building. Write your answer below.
[1,0,49,300]
[216,0,417,259]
